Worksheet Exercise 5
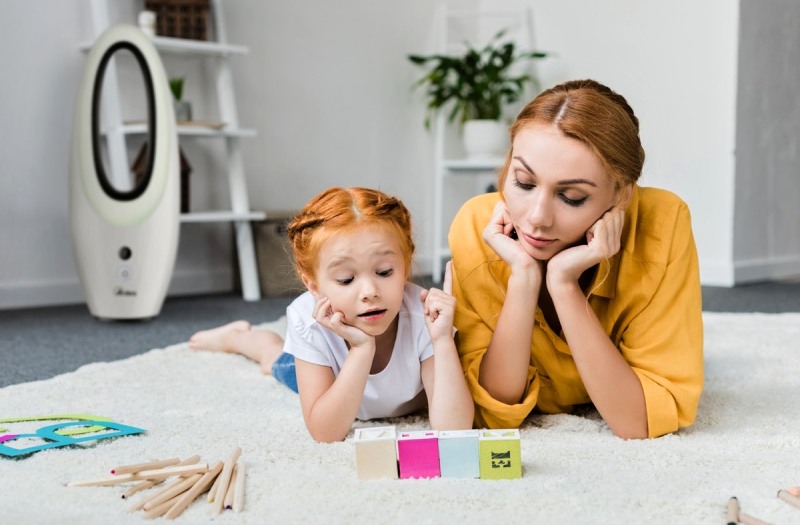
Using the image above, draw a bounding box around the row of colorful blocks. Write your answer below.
[352,426,521,480]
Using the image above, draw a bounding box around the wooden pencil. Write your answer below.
[206,468,221,503]
[130,463,208,481]
[739,512,772,525]
[68,473,136,487]
[122,480,157,500]
[122,455,201,499]
[726,496,739,525]
[778,489,800,510]
[232,461,246,512]
[128,477,187,513]
[164,461,223,520]
[142,473,202,511]
[111,457,180,475]
[69,463,207,487]
[223,464,238,509]
[212,447,242,517]
[143,494,182,520]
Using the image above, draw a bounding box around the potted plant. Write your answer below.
[408,30,547,159]
[169,77,192,122]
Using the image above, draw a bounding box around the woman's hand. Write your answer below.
[483,202,542,278]
[421,262,456,343]
[547,206,625,289]
[312,296,373,349]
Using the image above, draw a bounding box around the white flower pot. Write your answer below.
[462,120,508,160]
[173,100,192,122]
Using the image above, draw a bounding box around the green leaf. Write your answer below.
[168,77,184,101]
[407,27,548,129]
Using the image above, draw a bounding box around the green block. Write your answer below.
[478,429,521,479]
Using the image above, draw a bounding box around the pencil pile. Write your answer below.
[67,447,246,519]
[726,485,800,525]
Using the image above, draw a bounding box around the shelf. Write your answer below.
[80,36,247,56]
[443,158,503,171]
[114,122,256,138]
[180,211,267,223]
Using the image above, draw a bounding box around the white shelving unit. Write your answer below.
[85,0,264,300]
[429,5,533,282]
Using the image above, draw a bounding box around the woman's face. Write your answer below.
[502,123,622,261]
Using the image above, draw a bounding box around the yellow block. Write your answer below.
[478,429,521,479]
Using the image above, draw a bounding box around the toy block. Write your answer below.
[353,426,398,480]
[397,430,440,479]
[438,429,480,478]
[478,429,522,480]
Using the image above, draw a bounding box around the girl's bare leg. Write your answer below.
[189,321,284,375]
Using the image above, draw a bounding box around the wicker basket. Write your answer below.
[144,0,211,41]
[253,212,305,298]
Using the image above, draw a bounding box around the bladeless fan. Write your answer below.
[70,25,179,320]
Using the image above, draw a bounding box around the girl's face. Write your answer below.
[503,123,623,261]
[307,223,407,337]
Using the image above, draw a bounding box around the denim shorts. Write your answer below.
[271,352,298,393]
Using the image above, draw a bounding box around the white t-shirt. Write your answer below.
[283,282,434,420]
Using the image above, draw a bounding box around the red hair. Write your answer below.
[286,187,415,282]
[498,79,645,194]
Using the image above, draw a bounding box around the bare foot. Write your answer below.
[189,320,251,352]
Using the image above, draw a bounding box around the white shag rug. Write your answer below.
[1,312,799,525]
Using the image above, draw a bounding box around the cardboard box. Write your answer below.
[252,211,305,297]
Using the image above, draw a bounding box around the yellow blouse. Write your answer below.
[448,187,703,438]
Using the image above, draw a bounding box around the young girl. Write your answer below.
[449,79,703,439]
[190,187,473,442]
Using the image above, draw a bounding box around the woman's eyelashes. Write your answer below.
[513,176,588,207]
[513,174,535,191]
[560,194,588,207]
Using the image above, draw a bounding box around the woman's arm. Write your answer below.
[548,281,647,438]
[478,202,542,404]
[547,207,647,439]
[420,264,474,429]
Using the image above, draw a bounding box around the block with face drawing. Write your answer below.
[478,429,521,480]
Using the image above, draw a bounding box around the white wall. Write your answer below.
[517,0,740,285]
[2,0,795,309]
[733,0,800,283]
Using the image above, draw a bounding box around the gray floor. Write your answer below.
[2,279,799,388]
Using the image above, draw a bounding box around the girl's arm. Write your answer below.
[478,203,542,404]
[294,296,375,443]
[547,207,647,439]
[420,263,474,429]
[295,344,374,443]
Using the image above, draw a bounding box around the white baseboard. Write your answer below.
[733,254,800,284]
[0,267,235,310]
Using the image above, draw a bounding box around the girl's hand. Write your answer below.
[483,202,541,276]
[421,262,456,343]
[312,296,373,349]
[547,206,625,289]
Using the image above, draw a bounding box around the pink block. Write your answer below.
[397,430,440,479]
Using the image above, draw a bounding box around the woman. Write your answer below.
[449,79,703,439]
